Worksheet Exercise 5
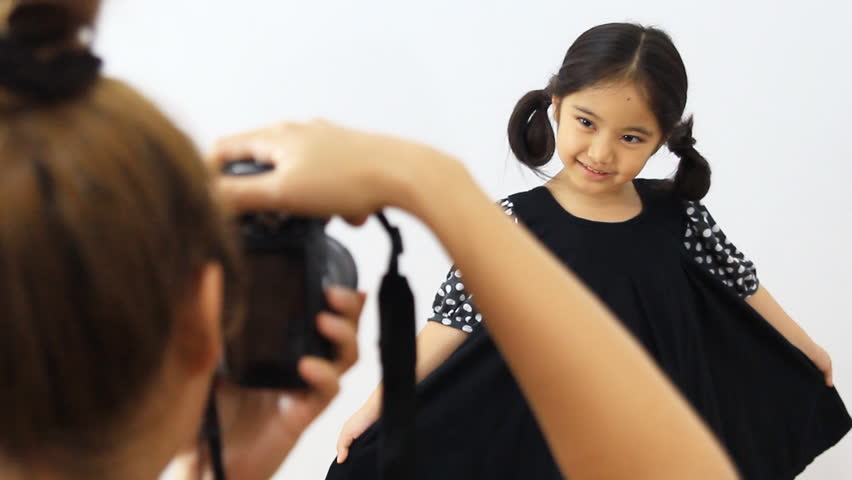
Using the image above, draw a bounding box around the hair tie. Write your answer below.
[668,134,696,154]
[538,89,552,110]
[0,2,101,103]
[668,118,696,156]
[0,38,102,102]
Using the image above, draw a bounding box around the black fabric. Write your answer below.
[327,179,851,480]
[327,326,562,480]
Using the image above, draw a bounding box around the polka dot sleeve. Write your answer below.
[426,267,483,333]
[683,201,759,298]
[426,198,517,333]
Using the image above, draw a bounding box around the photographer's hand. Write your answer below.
[174,287,365,480]
[207,119,463,225]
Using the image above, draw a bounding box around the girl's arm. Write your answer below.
[360,322,468,409]
[412,322,469,381]
[336,322,466,463]
[682,201,832,386]
[746,286,833,385]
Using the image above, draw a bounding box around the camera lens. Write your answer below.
[323,236,358,290]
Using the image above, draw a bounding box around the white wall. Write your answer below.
[95,0,852,478]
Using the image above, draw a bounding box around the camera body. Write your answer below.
[220,161,358,389]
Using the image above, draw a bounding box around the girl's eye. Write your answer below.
[622,135,643,144]
[577,117,593,128]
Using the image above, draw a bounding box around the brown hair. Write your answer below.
[0,0,242,470]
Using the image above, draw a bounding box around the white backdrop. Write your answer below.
[94,0,852,478]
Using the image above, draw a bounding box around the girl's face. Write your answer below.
[553,81,663,196]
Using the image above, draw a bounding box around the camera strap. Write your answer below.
[375,211,417,479]
[202,211,416,480]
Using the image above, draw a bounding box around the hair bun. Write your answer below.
[0,1,102,103]
[9,3,77,47]
[8,0,99,47]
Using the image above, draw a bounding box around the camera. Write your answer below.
[219,160,358,389]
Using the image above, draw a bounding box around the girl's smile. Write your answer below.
[575,158,613,178]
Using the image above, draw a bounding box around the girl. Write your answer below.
[332,23,851,479]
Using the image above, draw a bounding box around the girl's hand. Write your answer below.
[806,343,834,387]
[177,287,366,480]
[336,402,380,464]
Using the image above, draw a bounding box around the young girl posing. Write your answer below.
[332,23,850,480]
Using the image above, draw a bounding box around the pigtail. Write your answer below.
[668,115,711,201]
[507,88,555,170]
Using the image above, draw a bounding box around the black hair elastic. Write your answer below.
[1,0,101,102]
[0,31,101,103]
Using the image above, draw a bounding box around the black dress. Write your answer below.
[327,179,851,480]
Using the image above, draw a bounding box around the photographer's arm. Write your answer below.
[211,121,739,480]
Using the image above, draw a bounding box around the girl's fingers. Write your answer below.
[337,434,353,463]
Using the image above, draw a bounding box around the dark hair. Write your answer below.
[0,0,242,474]
[507,23,711,200]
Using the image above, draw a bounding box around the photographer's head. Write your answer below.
[0,1,241,477]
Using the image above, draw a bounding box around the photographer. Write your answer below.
[0,1,736,479]
[0,2,361,480]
